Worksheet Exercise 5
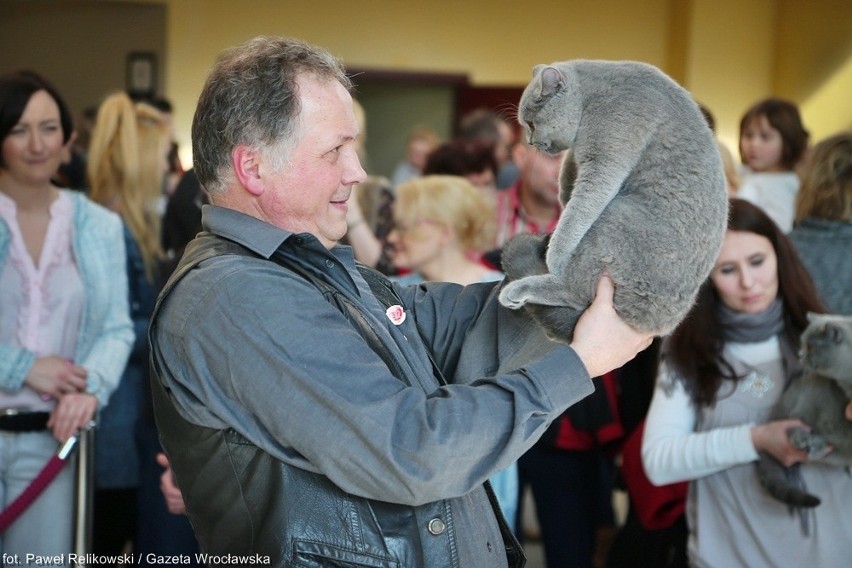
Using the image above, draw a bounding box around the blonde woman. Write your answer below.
[390,175,500,286]
[86,92,169,556]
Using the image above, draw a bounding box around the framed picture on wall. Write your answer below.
[127,51,156,98]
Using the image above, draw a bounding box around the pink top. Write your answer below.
[0,191,84,411]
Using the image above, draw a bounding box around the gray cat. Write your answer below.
[498,60,728,341]
[756,313,852,508]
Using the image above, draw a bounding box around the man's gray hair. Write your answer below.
[192,36,352,194]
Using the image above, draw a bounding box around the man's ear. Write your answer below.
[232,145,264,196]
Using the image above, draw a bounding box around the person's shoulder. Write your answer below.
[67,190,121,224]
[66,191,124,241]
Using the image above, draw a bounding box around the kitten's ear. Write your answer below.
[540,67,565,98]
[826,323,843,344]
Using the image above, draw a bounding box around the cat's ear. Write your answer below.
[826,323,843,344]
[540,67,565,98]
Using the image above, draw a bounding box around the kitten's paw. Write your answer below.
[788,427,831,460]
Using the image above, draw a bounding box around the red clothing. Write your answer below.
[539,371,624,452]
[493,180,561,247]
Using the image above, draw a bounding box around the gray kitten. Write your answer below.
[499,60,728,341]
[756,313,852,507]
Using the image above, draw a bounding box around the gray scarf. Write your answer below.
[717,297,784,343]
[717,297,800,387]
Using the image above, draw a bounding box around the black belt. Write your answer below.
[0,411,50,432]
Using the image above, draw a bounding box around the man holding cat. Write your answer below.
[147,35,653,568]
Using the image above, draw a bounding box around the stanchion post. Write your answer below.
[72,422,96,568]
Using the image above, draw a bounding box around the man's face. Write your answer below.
[517,144,563,208]
[258,75,366,248]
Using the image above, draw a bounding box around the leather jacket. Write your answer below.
[149,234,524,567]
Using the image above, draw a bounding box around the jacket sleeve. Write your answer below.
[153,260,592,507]
[74,198,135,407]
[0,343,36,393]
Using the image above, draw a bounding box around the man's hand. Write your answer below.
[569,274,654,378]
[157,453,187,515]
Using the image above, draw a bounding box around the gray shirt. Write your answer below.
[152,205,594,563]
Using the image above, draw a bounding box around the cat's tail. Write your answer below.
[755,453,821,508]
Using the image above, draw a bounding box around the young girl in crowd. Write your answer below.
[86,92,169,558]
[736,98,809,232]
[642,198,852,567]
[0,71,133,560]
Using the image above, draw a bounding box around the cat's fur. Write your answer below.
[756,313,852,507]
[499,60,728,341]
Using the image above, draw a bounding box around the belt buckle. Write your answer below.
[0,407,34,417]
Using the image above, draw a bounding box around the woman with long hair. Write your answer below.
[642,198,851,566]
[86,91,169,556]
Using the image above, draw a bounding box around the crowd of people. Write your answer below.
[1,33,850,568]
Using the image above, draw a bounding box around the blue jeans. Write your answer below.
[490,461,519,535]
[0,430,74,566]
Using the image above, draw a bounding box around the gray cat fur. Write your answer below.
[756,313,852,507]
[499,60,729,342]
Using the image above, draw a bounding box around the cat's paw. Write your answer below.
[499,280,532,310]
[788,427,832,460]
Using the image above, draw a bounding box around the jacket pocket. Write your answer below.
[292,539,401,568]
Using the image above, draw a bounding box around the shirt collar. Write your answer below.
[201,204,291,259]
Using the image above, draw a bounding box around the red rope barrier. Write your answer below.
[0,435,78,533]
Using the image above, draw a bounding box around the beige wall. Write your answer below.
[775,0,852,145]
[164,0,851,166]
[0,0,166,120]
[164,0,674,166]
[1,0,848,167]
[682,0,777,151]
